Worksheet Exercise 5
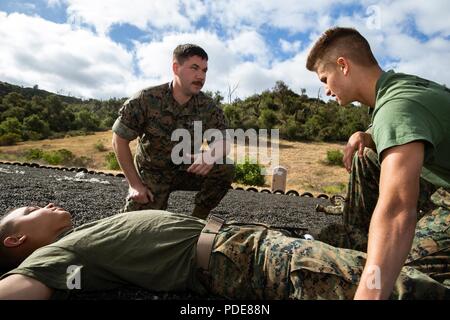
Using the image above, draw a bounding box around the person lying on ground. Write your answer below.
[0,203,448,300]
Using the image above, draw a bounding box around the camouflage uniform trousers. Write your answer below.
[123,162,235,218]
[315,147,450,293]
[318,147,438,251]
[201,219,449,299]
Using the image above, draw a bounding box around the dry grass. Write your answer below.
[0,131,349,195]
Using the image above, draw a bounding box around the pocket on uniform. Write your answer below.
[289,241,364,299]
[289,240,364,284]
[406,204,450,264]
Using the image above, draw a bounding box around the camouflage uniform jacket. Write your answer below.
[112,82,227,171]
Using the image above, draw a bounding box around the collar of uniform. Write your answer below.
[166,81,198,116]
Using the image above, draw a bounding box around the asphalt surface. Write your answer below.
[0,162,341,300]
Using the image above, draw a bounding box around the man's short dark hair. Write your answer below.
[306,27,378,71]
[173,44,208,65]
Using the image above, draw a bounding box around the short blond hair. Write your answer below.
[306,27,378,71]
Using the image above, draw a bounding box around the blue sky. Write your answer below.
[1,0,450,100]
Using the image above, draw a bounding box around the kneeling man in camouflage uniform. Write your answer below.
[112,44,234,219]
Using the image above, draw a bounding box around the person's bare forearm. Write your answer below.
[0,274,53,300]
[355,142,424,299]
[112,133,142,188]
[355,203,417,299]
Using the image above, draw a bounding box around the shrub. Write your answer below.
[234,158,265,186]
[23,131,44,141]
[0,133,21,146]
[322,183,346,195]
[24,148,44,161]
[71,156,93,168]
[42,149,74,165]
[22,114,50,139]
[105,152,120,170]
[325,149,344,166]
[94,141,107,152]
[258,109,278,129]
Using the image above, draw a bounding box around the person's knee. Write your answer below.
[208,163,235,183]
[123,197,168,212]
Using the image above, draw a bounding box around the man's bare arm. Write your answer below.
[112,133,153,203]
[0,274,53,300]
[354,141,424,299]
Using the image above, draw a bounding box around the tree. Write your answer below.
[258,109,278,129]
[204,90,224,106]
[23,114,50,140]
[0,117,22,136]
[227,82,239,104]
[75,109,100,131]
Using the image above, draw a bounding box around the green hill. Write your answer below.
[0,81,82,104]
[0,79,371,146]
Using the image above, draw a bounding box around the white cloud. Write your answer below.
[208,0,353,34]
[59,0,356,36]
[227,30,271,66]
[47,0,63,7]
[0,12,140,99]
[62,0,207,35]
[360,0,450,37]
[279,39,302,54]
[2,0,450,103]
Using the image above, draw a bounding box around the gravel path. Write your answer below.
[0,162,341,299]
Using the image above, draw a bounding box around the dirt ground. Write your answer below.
[0,131,349,195]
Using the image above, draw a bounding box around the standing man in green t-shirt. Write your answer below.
[306,27,450,299]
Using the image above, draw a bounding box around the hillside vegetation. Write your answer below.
[0,80,370,146]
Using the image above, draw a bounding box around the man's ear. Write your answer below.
[3,235,27,248]
[172,61,180,75]
[336,57,349,75]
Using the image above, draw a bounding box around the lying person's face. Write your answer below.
[3,203,73,249]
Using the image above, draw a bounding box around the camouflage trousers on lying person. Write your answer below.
[200,222,449,299]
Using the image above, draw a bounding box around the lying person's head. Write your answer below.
[0,203,72,270]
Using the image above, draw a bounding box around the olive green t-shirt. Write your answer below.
[372,70,450,188]
[0,210,206,296]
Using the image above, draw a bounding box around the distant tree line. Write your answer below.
[0,90,124,145]
[219,80,371,142]
[0,80,371,146]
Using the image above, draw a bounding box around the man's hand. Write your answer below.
[128,183,154,204]
[186,138,230,176]
[187,152,214,176]
[343,131,376,172]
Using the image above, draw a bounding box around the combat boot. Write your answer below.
[315,195,346,215]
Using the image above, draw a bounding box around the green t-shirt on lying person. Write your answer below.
[0,210,206,296]
[372,70,450,188]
